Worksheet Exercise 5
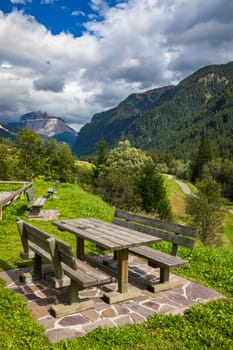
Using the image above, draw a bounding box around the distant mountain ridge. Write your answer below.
[73,61,233,159]
[3,111,78,148]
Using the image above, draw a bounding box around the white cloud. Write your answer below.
[10,0,32,3]
[71,11,85,17]
[0,0,233,131]
[40,0,54,4]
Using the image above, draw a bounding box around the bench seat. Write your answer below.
[31,196,47,209]
[129,246,188,269]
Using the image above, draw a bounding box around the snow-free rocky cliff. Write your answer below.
[20,111,77,137]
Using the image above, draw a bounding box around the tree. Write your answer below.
[93,138,108,180]
[0,138,19,180]
[16,128,47,180]
[46,140,77,182]
[137,160,172,220]
[185,177,225,244]
[96,140,151,210]
[190,139,215,182]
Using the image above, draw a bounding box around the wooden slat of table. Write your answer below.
[54,219,159,250]
[54,221,118,250]
[81,218,157,242]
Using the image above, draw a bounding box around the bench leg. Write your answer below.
[160,266,169,283]
[32,254,43,280]
[50,280,94,318]
[30,207,41,216]
[148,266,182,293]
[19,254,43,283]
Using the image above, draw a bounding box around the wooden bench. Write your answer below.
[17,219,112,317]
[26,187,47,216]
[113,210,197,292]
[47,180,60,198]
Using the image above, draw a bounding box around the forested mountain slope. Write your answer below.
[73,61,233,159]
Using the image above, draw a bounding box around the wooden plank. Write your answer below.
[62,263,102,287]
[115,210,197,237]
[129,246,188,268]
[114,218,195,249]
[84,218,158,242]
[28,242,51,262]
[31,197,47,208]
[53,221,119,250]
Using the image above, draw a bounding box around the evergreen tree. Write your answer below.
[93,138,108,180]
[190,139,214,182]
[137,160,172,220]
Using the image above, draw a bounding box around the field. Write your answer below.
[0,181,232,349]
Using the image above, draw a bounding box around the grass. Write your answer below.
[0,180,232,349]
[164,176,188,223]
[224,213,233,248]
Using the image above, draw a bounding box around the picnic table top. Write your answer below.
[53,217,161,251]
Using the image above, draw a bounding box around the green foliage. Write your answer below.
[0,130,77,183]
[186,177,225,244]
[0,138,20,180]
[204,158,233,199]
[16,128,47,180]
[45,139,77,182]
[96,140,151,210]
[75,160,95,191]
[189,139,215,182]
[137,160,172,220]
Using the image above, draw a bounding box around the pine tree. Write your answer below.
[137,160,172,220]
[190,139,214,182]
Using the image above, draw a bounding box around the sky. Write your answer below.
[0,0,233,131]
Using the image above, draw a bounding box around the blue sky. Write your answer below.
[0,0,122,37]
[0,0,233,130]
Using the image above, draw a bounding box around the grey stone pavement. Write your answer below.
[0,256,224,344]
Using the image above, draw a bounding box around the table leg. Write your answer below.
[103,247,141,303]
[76,237,85,259]
[117,248,128,293]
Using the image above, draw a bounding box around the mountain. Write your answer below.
[73,61,233,159]
[5,111,78,148]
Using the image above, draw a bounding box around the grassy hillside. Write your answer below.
[0,181,232,349]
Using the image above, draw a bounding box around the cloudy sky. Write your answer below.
[0,0,233,131]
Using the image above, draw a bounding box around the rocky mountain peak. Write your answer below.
[20,111,77,138]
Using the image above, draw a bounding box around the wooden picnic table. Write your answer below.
[53,217,161,303]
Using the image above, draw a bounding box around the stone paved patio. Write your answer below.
[0,256,224,344]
